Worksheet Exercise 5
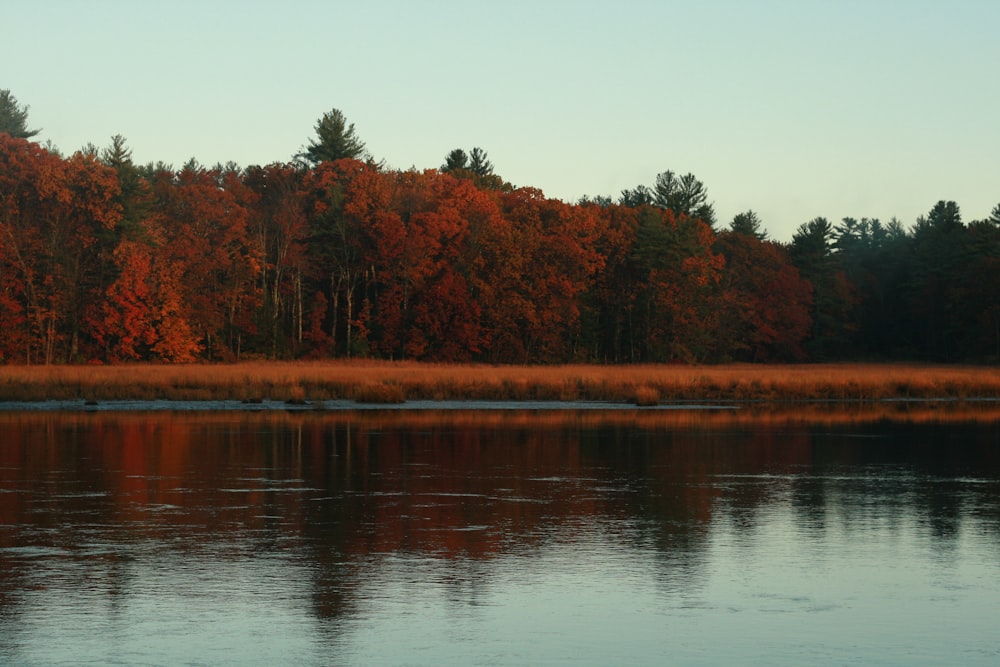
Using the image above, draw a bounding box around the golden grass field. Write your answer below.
[1,361,999,404]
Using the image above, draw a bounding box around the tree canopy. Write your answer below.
[1,91,999,365]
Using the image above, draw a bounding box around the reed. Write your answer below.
[352,381,407,404]
[0,361,998,403]
[632,384,661,406]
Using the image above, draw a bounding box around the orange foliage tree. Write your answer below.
[714,231,813,361]
[579,204,642,362]
[0,136,120,363]
[2,128,923,366]
[148,163,261,360]
[301,159,386,357]
[485,189,604,362]
[385,172,498,360]
[243,163,310,357]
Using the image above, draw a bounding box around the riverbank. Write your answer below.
[1,361,999,404]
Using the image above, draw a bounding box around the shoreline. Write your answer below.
[1,361,999,405]
[3,397,1000,429]
[2,395,999,413]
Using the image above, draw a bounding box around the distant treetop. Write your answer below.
[0,89,40,139]
[299,108,368,165]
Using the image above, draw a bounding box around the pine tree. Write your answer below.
[0,89,40,139]
[299,108,367,165]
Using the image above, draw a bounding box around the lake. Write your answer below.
[1,405,999,665]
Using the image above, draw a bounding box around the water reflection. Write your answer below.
[1,408,999,665]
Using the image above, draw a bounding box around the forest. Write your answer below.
[1,91,999,366]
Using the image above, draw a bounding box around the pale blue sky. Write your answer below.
[5,0,998,239]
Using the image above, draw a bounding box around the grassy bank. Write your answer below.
[1,361,999,404]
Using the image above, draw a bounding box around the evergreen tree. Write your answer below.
[0,89,40,139]
[791,217,856,359]
[652,171,716,226]
[907,201,968,359]
[441,148,468,172]
[468,147,493,176]
[577,194,614,207]
[619,185,654,208]
[299,108,367,165]
[100,135,148,238]
[730,210,767,239]
[439,146,506,190]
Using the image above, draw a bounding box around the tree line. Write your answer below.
[1,92,998,364]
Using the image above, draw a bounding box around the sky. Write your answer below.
[4,0,999,240]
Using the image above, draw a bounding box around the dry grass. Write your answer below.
[0,361,999,404]
[632,384,661,406]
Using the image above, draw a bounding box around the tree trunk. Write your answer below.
[330,276,339,352]
[295,271,303,346]
[345,285,354,358]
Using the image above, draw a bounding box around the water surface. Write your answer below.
[1,408,998,665]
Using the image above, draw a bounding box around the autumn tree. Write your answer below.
[146,162,260,360]
[0,136,45,360]
[715,231,812,361]
[0,136,120,363]
[92,238,158,360]
[579,204,641,361]
[372,171,498,360]
[59,150,129,360]
[302,159,385,357]
[243,163,310,357]
[80,135,152,357]
[487,189,604,362]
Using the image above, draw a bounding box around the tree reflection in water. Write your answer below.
[1,406,999,665]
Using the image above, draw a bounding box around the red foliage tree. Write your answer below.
[92,239,157,360]
[369,170,496,360]
[485,188,604,362]
[301,159,386,357]
[243,163,310,357]
[715,232,813,361]
[149,163,261,360]
[0,136,120,363]
[579,204,641,362]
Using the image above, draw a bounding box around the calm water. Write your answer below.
[1,407,999,666]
